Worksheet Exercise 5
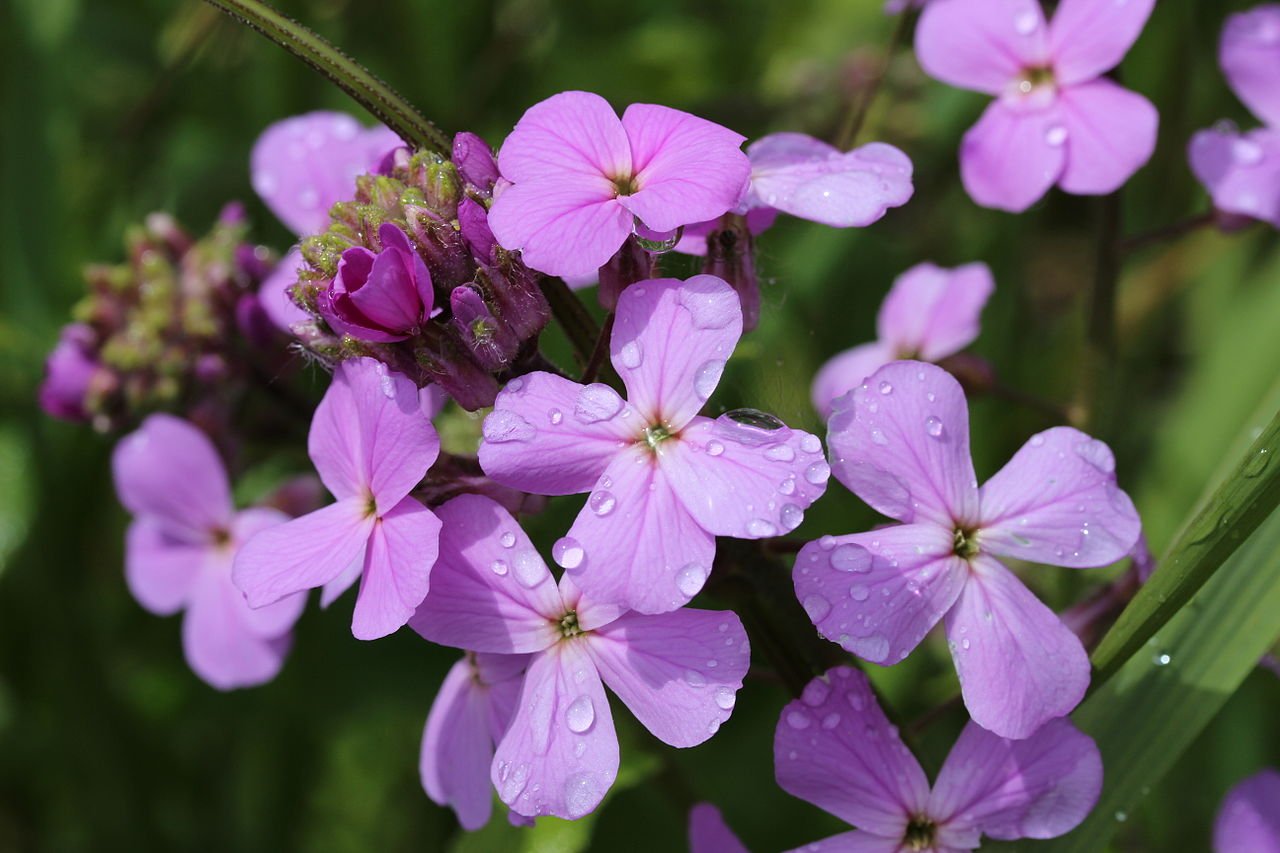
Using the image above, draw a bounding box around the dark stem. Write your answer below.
[986,381,1070,423]
[906,692,964,737]
[1118,210,1217,254]
[539,276,601,368]
[201,0,451,154]
[835,9,913,149]
[1071,192,1122,434]
[580,313,615,384]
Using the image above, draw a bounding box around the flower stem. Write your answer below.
[200,0,451,155]
[580,313,615,384]
[1071,192,1122,435]
[539,276,600,368]
[835,9,913,149]
[1118,210,1217,254]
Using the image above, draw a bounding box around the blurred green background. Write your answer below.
[2,0,1278,850]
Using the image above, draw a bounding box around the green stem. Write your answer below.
[1118,210,1217,254]
[201,0,451,154]
[1071,192,1122,434]
[580,313,614,384]
[539,276,601,368]
[835,9,913,149]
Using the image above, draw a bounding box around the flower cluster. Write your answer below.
[55,0,1275,842]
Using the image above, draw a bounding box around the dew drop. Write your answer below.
[490,559,510,576]
[512,549,547,587]
[765,444,796,462]
[842,634,890,663]
[1152,651,1171,666]
[483,410,536,443]
[831,544,871,573]
[821,712,842,730]
[694,360,726,400]
[1045,124,1068,147]
[565,695,595,733]
[575,384,624,423]
[714,687,736,710]
[589,490,617,516]
[802,595,831,622]
[805,461,831,484]
[563,773,599,819]
[800,434,822,454]
[878,381,894,395]
[548,408,563,425]
[849,584,870,601]
[748,518,778,537]
[619,341,643,369]
[870,428,889,446]
[786,710,812,730]
[553,536,585,570]
[676,563,707,598]
[925,416,944,438]
[684,669,707,688]
[780,504,804,532]
[500,531,516,548]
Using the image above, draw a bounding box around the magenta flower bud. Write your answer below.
[39,324,100,422]
[414,325,501,411]
[457,197,497,262]
[597,235,653,312]
[235,293,277,349]
[450,286,519,371]
[702,218,760,332]
[320,223,434,342]
[452,131,500,192]
[405,206,476,292]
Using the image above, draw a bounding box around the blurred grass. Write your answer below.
[1,0,1278,851]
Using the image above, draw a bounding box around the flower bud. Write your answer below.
[702,217,760,331]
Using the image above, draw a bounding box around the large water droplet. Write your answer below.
[765,444,795,462]
[684,669,707,687]
[831,544,870,573]
[1075,438,1115,473]
[512,548,547,587]
[821,712,842,730]
[842,634,890,663]
[849,584,870,601]
[802,594,831,621]
[925,416,944,439]
[676,563,706,598]
[800,434,822,454]
[483,410,536,443]
[678,286,736,329]
[589,490,617,516]
[694,360,725,400]
[714,687,736,710]
[747,518,777,537]
[565,695,595,733]
[619,341,643,369]
[706,440,725,457]
[785,710,811,730]
[878,381,894,395]
[805,461,831,484]
[563,773,599,819]
[780,504,804,532]
[491,559,510,576]
[548,408,563,425]
[553,536,585,569]
[575,384,624,423]
[500,531,517,548]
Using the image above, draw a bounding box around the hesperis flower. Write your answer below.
[410,495,750,820]
[775,666,1102,852]
[112,414,305,689]
[796,361,1141,738]
[479,275,829,613]
[233,357,443,640]
[1214,768,1280,852]
[916,0,1158,212]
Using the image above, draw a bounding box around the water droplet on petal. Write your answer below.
[800,434,822,454]
[589,490,617,516]
[491,559,510,576]
[553,536,585,570]
[714,687,736,710]
[500,531,516,548]
[842,634,890,663]
[563,772,599,819]
[878,381,893,395]
[821,712,841,729]
[780,504,804,531]
[870,428,889,446]
[619,341,643,369]
[765,444,795,462]
[805,461,831,484]
[484,410,536,443]
[849,584,870,601]
[802,594,831,621]
[512,548,547,587]
[786,710,811,730]
[747,518,777,537]
[925,416,944,438]
[575,384,624,423]
[676,563,707,598]
[1075,438,1115,473]
[548,408,563,425]
[1045,124,1068,147]
[706,440,725,457]
[565,695,595,733]
[831,544,870,573]
[684,669,707,688]
[694,360,725,400]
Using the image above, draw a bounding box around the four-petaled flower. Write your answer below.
[410,494,750,820]
[319,222,435,342]
[488,91,751,278]
[916,0,1158,212]
[775,666,1102,852]
[234,357,443,640]
[112,414,306,689]
[479,275,829,613]
[811,261,994,420]
[796,360,1141,738]
[1190,5,1280,229]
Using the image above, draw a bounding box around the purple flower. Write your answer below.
[689,803,748,853]
[916,0,1158,212]
[112,415,305,689]
[39,323,100,422]
[811,261,994,419]
[251,112,402,332]
[676,133,914,255]
[420,652,527,830]
[1190,6,1280,228]
[775,666,1103,851]
[233,357,443,640]
[318,223,435,342]
[479,275,829,613]
[796,361,1141,738]
[1214,769,1280,852]
[488,91,751,278]
[410,494,750,821]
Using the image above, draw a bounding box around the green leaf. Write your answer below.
[1007,503,1280,852]
[201,0,451,154]
[1089,396,1280,688]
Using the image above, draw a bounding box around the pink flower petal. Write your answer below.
[588,608,749,748]
[1214,769,1280,853]
[251,111,400,237]
[945,556,1090,739]
[827,361,980,527]
[1056,79,1158,195]
[1221,6,1280,128]
[562,446,717,614]
[915,0,1050,95]
[478,372,638,496]
[409,495,563,653]
[420,657,501,830]
[258,246,310,332]
[960,100,1067,213]
[793,525,968,665]
[112,414,233,540]
[348,237,427,332]
[308,358,440,507]
[1048,0,1155,86]
[233,498,375,609]
[487,179,633,278]
[673,208,777,256]
[618,104,750,232]
[979,426,1141,568]
[782,831,907,852]
[182,566,292,690]
[745,134,914,227]
[497,91,633,183]
[689,803,749,853]
[351,496,442,640]
[492,642,619,820]
[876,262,995,362]
[611,275,743,429]
[229,508,307,637]
[123,519,203,616]
[929,719,1102,842]
[662,415,829,539]
[774,667,929,839]
[1189,127,1280,228]
[812,342,895,421]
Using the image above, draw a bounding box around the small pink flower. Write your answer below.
[410,495,750,821]
[776,667,1103,852]
[811,261,994,419]
[318,223,435,342]
[112,415,305,689]
[916,0,1158,212]
[233,357,443,640]
[488,91,751,278]
[479,275,829,614]
[676,133,914,255]
[1214,768,1280,852]
[1190,5,1280,228]
[797,361,1141,738]
[39,323,100,422]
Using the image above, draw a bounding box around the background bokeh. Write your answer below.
[2,1,1278,850]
